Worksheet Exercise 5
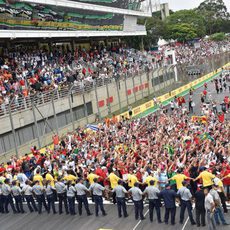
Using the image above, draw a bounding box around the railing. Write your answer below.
[0,65,151,117]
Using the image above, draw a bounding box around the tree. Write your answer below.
[166,23,197,42]
[210,32,226,41]
[197,0,230,34]
[165,10,206,38]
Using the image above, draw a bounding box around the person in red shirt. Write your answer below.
[221,165,230,199]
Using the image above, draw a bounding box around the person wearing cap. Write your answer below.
[204,188,216,230]
[194,167,215,190]
[11,180,25,213]
[210,184,229,225]
[159,183,177,225]
[128,182,145,220]
[55,176,69,215]
[66,180,76,215]
[44,180,57,214]
[75,178,92,216]
[143,180,162,223]
[22,180,38,212]
[89,177,107,217]
[194,186,206,227]
[2,178,17,213]
[177,181,196,225]
[112,179,128,218]
[107,168,121,204]
[32,180,48,214]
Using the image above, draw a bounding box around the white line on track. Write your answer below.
[132,209,149,230]
[181,206,195,230]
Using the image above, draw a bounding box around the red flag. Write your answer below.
[218,113,225,123]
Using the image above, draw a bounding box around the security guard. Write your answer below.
[22,180,38,212]
[112,180,128,218]
[75,178,92,216]
[44,180,57,214]
[89,178,107,217]
[2,178,17,213]
[159,183,177,225]
[11,180,25,213]
[194,186,206,227]
[143,180,162,223]
[129,182,145,220]
[0,181,4,213]
[32,180,48,214]
[66,180,76,215]
[177,181,196,225]
[55,176,69,215]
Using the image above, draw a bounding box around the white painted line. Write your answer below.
[181,216,189,230]
[181,207,195,230]
[132,209,149,230]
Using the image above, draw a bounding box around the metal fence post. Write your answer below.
[105,80,111,115]
[82,88,89,124]
[51,95,59,135]
[31,98,41,149]
[124,75,129,106]
[68,91,75,131]
[132,76,137,102]
[139,74,144,100]
[94,84,101,121]
[115,80,122,113]
[9,98,19,158]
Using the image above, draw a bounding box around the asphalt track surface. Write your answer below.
[0,72,230,230]
[0,203,229,230]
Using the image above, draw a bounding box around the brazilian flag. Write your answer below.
[164,145,174,156]
[199,132,214,142]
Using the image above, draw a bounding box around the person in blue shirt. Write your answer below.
[159,183,178,225]
[157,168,168,190]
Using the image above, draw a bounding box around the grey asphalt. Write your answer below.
[0,204,229,230]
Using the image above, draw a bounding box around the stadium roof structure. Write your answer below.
[0,0,154,38]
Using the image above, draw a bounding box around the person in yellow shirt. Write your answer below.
[168,169,192,190]
[108,169,121,204]
[87,170,99,185]
[33,169,44,186]
[63,171,77,184]
[108,170,121,189]
[144,172,158,187]
[127,171,138,188]
[194,167,215,189]
[45,170,55,187]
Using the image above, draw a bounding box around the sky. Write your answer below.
[160,0,230,12]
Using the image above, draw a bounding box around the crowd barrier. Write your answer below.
[118,62,230,119]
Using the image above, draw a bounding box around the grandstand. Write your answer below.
[0,0,153,38]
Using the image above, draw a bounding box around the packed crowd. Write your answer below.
[0,71,229,229]
[0,39,229,115]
